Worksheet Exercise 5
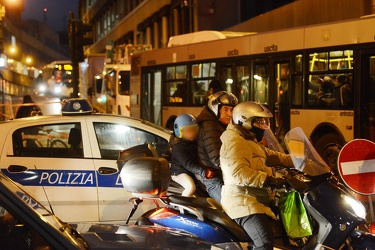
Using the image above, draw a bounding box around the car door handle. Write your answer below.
[98,167,118,175]
[8,165,28,173]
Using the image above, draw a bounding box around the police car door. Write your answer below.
[87,118,167,222]
[2,120,98,222]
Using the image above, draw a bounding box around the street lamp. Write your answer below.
[26,57,32,64]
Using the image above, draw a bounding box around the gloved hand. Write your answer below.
[264,176,286,189]
[205,168,217,179]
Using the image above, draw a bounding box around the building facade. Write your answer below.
[79,0,247,54]
[0,0,68,120]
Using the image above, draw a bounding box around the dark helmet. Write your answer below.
[207,91,238,116]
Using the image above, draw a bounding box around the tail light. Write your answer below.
[150,207,178,220]
[370,222,375,235]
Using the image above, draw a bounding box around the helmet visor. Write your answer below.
[251,117,270,130]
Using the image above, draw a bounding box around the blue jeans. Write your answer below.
[201,177,222,202]
[234,214,274,250]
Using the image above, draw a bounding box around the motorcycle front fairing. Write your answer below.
[284,128,368,249]
[303,180,367,249]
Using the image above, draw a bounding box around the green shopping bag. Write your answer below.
[278,191,313,238]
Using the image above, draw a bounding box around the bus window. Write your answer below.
[274,63,290,138]
[168,82,186,103]
[309,52,329,71]
[166,65,187,104]
[167,65,187,79]
[329,50,353,70]
[253,63,269,104]
[307,50,354,108]
[192,63,216,78]
[295,54,303,72]
[237,65,250,102]
[307,73,353,108]
[360,55,375,142]
[191,62,216,105]
[118,71,130,95]
[95,78,102,94]
[292,54,303,107]
[220,66,233,93]
[192,81,209,105]
[292,75,303,107]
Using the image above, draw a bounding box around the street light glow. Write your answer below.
[26,57,32,64]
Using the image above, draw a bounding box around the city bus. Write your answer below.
[130,16,375,169]
[38,61,73,98]
[81,45,152,115]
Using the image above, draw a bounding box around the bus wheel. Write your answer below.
[314,134,343,174]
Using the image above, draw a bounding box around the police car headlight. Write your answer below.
[342,194,366,219]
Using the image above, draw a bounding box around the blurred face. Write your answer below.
[182,125,199,141]
[218,105,234,125]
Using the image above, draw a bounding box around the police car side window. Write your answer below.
[93,122,168,160]
[12,123,83,158]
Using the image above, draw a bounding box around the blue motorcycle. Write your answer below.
[118,128,375,249]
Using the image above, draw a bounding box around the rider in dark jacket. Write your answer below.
[170,135,206,177]
[196,91,238,202]
[170,114,215,197]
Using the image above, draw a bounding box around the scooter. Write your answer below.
[118,128,375,249]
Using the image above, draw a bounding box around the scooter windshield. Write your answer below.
[264,128,285,153]
[285,127,331,176]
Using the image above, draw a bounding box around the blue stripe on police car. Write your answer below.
[1,169,124,188]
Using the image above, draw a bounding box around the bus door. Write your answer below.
[359,51,375,142]
[251,60,290,144]
[273,61,290,141]
[141,69,162,125]
[219,62,250,102]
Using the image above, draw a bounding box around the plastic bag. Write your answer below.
[278,191,313,238]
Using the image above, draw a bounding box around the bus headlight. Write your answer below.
[342,194,366,219]
[38,84,46,93]
[54,86,61,94]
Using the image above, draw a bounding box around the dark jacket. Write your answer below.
[16,105,43,118]
[170,135,206,177]
[196,107,226,170]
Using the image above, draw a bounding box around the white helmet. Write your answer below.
[232,101,273,130]
[207,91,238,116]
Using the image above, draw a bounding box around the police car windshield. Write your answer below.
[0,174,88,246]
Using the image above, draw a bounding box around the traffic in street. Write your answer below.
[1,0,375,249]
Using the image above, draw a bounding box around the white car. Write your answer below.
[0,100,171,223]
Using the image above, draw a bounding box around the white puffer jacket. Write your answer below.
[220,122,293,220]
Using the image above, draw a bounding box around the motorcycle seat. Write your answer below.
[168,195,250,242]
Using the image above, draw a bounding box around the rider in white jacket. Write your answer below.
[220,101,293,250]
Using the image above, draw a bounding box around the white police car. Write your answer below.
[0,99,171,223]
[0,170,215,249]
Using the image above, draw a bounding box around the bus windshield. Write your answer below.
[118,71,130,95]
[38,62,73,97]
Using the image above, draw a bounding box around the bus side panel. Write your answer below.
[290,109,354,142]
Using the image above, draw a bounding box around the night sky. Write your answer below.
[21,0,79,32]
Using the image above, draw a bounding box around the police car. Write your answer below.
[0,170,215,249]
[0,99,171,223]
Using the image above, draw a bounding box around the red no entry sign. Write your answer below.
[338,139,375,195]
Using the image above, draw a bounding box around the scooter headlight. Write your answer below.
[342,194,366,219]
